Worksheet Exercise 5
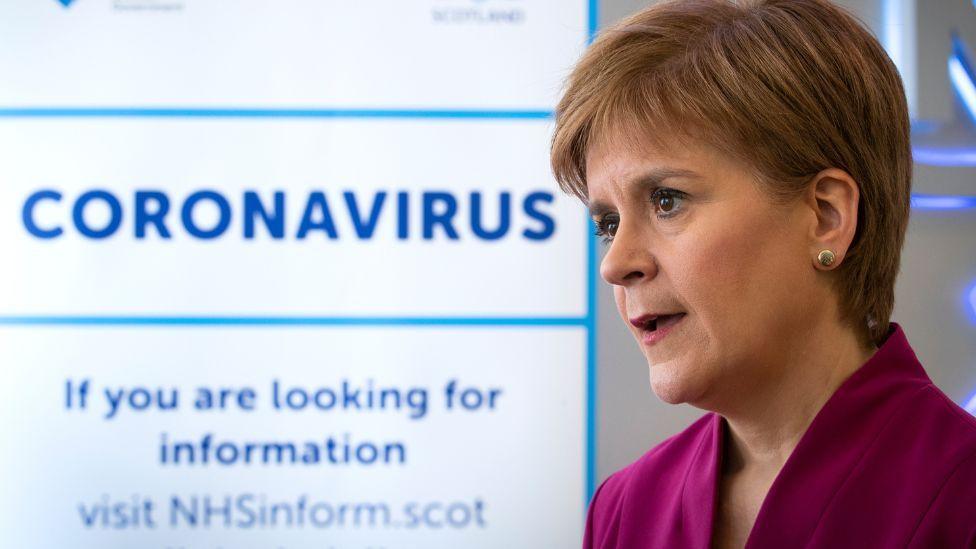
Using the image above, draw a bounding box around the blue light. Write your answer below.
[949,54,976,126]
[912,34,976,168]
[967,279,976,326]
[965,391,976,415]
[912,146,976,166]
[909,194,976,210]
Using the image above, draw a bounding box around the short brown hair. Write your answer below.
[550,0,912,346]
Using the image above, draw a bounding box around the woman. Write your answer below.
[550,0,976,547]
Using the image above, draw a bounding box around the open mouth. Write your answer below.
[632,313,685,332]
[630,312,687,345]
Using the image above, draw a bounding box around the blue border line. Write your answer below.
[0,107,553,120]
[586,0,600,509]
[585,232,598,505]
[0,315,586,327]
[589,0,599,42]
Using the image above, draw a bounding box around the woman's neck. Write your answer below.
[716,320,878,475]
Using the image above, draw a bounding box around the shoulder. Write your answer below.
[929,385,976,434]
[905,383,976,453]
[902,385,976,545]
[583,413,716,547]
[889,382,976,491]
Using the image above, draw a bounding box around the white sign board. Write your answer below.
[0,1,595,547]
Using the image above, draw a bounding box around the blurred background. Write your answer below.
[0,1,973,548]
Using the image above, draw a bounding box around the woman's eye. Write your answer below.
[657,194,675,212]
[651,188,686,218]
[593,215,619,243]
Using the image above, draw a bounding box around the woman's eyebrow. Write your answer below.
[635,167,701,187]
[587,167,700,217]
[587,202,613,218]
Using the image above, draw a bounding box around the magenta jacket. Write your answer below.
[583,322,976,548]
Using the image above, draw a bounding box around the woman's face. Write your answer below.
[585,134,824,409]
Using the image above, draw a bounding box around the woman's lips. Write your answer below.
[636,313,687,346]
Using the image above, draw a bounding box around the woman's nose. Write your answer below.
[599,223,656,287]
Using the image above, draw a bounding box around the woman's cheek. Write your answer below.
[674,228,749,335]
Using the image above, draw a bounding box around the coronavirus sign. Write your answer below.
[0,1,594,547]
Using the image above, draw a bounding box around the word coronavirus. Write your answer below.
[22,188,556,241]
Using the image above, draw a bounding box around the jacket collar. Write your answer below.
[682,322,932,547]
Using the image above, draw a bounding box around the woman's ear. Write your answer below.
[805,168,859,270]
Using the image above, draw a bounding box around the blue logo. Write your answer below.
[56,0,76,7]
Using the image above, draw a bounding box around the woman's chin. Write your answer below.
[648,362,704,405]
